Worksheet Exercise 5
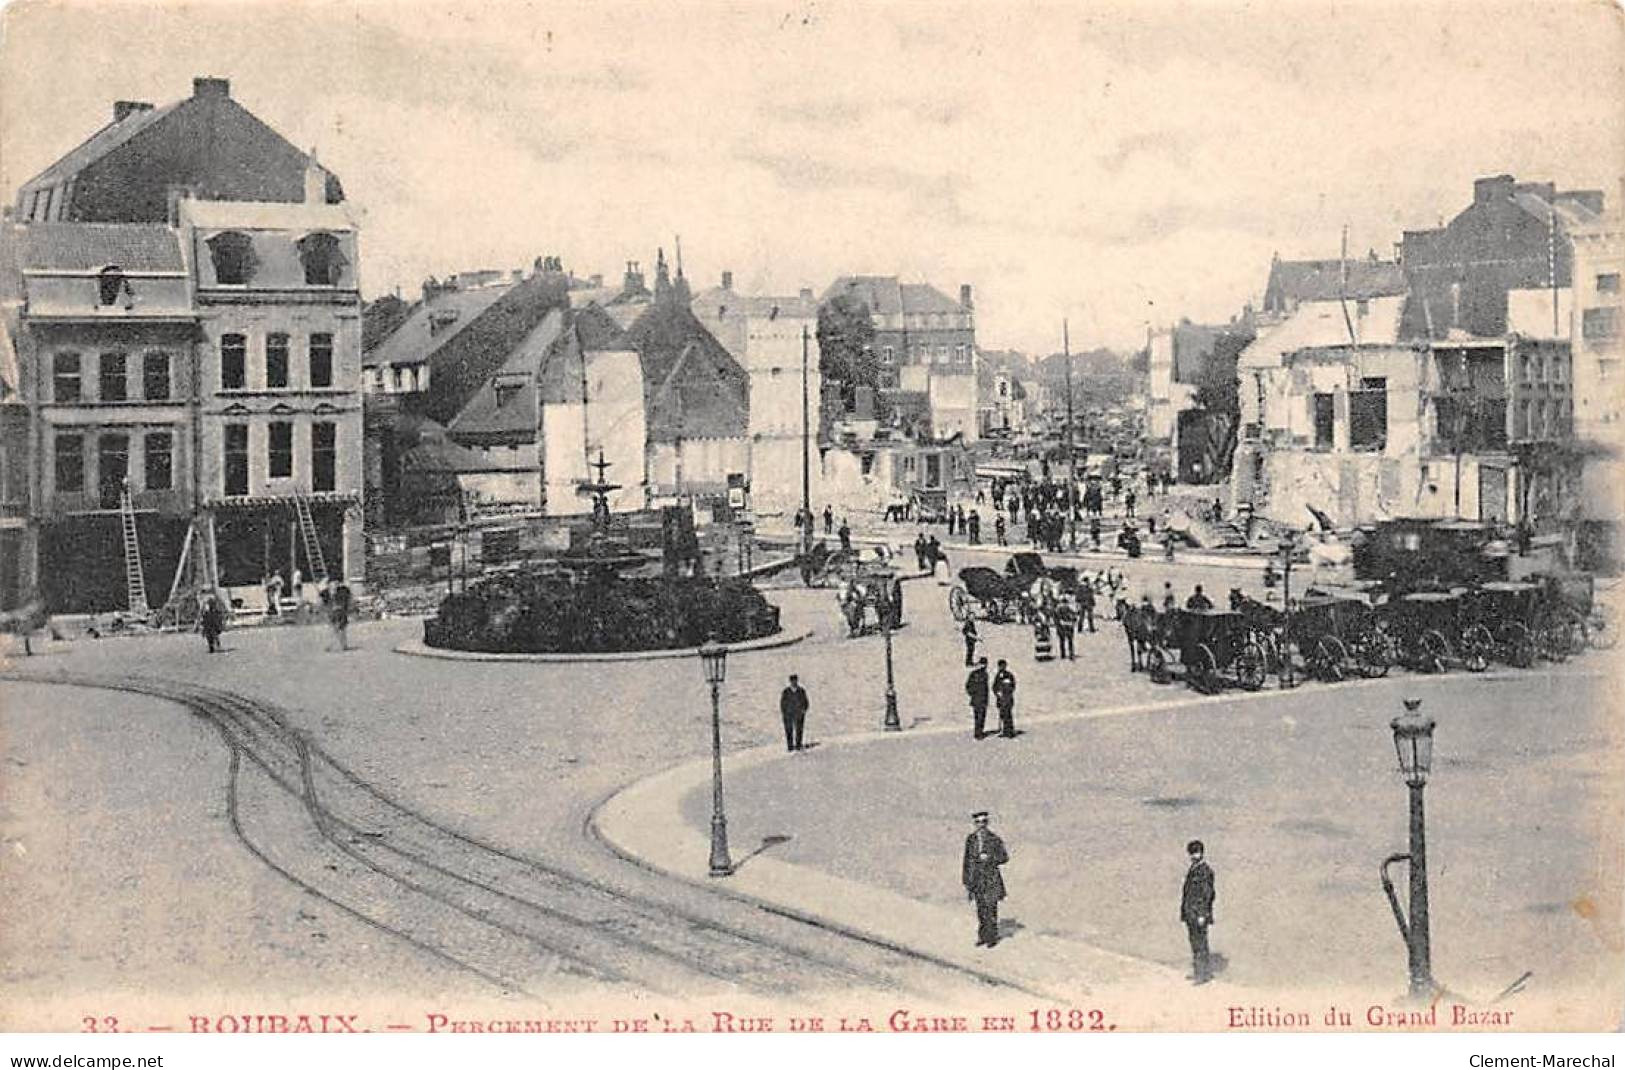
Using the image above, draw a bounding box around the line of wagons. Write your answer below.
[1121,574,1614,695]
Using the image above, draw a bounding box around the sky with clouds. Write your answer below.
[2,0,1621,352]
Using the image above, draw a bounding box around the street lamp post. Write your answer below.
[1384,699,1437,997]
[699,638,733,877]
[874,569,902,731]
[1278,533,1297,688]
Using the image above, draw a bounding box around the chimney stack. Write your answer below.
[303,149,324,205]
[721,270,734,291]
[113,100,153,123]
[1473,174,1515,205]
[960,284,974,310]
[799,287,814,303]
[192,76,231,99]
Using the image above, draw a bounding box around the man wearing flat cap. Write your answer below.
[1180,839,1216,984]
[962,811,1009,947]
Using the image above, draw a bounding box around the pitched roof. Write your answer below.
[364,282,513,367]
[622,300,749,441]
[445,304,633,442]
[16,81,344,222]
[690,286,819,320]
[16,223,185,273]
[821,275,966,317]
[399,437,502,474]
[1238,294,1407,369]
[444,306,566,442]
[421,273,572,425]
[19,102,182,192]
[1264,257,1407,307]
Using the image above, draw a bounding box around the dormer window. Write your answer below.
[97,267,129,307]
[298,232,345,286]
[207,231,255,285]
[495,381,522,409]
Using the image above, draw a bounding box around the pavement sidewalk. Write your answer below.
[588,696,1268,1005]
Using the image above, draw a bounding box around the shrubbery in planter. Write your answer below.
[423,572,781,653]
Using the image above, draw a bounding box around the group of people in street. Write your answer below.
[197,580,353,655]
[960,812,1215,978]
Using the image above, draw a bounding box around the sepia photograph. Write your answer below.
[0,0,1621,1053]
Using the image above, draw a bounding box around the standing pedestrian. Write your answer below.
[1054,598,1077,659]
[992,659,1018,737]
[200,593,225,653]
[927,535,947,576]
[1125,489,1137,518]
[838,519,852,554]
[779,674,809,752]
[995,514,1007,546]
[968,510,981,545]
[1089,514,1102,551]
[963,812,1010,947]
[914,533,929,572]
[1032,610,1054,662]
[1180,840,1216,984]
[966,657,990,739]
[327,583,351,651]
[1162,582,1177,613]
[823,505,834,534]
[1078,579,1097,633]
[962,616,980,667]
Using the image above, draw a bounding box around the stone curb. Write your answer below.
[589,663,1607,1001]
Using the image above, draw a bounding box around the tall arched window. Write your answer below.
[298,232,345,286]
[207,231,255,285]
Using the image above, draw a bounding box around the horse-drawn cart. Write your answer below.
[1292,594,1395,681]
[1379,590,1491,673]
[1145,607,1269,694]
[950,567,1029,624]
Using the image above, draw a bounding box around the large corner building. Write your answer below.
[1,77,364,616]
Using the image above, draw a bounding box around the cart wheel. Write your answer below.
[1313,635,1348,682]
[1421,630,1451,673]
[1461,624,1492,673]
[1237,640,1268,691]
[1496,622,1535,668]
[949,586,969,621]
[1539,623,1572,663]
[1357,631,1395,677]
[1589,608,1617,651]
[1188,644,1218,694]
[1147,646,1170,684]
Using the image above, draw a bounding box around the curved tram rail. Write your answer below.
[5,670,1015,1000]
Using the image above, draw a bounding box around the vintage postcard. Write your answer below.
[0,0,1621,1043]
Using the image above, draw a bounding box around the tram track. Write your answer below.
[4,669,1000,999]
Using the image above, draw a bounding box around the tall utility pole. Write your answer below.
[1064,319,1078,551]
[801,324,813,556]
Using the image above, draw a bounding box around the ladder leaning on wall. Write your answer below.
[119,480,149,615]
[293,492,330,586]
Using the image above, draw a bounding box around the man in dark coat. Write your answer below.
[1180,839,1217,984]
[992,659,1017,738]
[1078,580,1097,633]
[823,505,834,534]
[200,594,225,653]
[962,616,979,667]
[914,533,929,572]
[1053,599,1077,659]
[838,520,852,554]
[963,811,1009,946]
[1186,584,1214,611]
[779,674,809,752]
[927,535,947,576]
[965,657,990,738]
